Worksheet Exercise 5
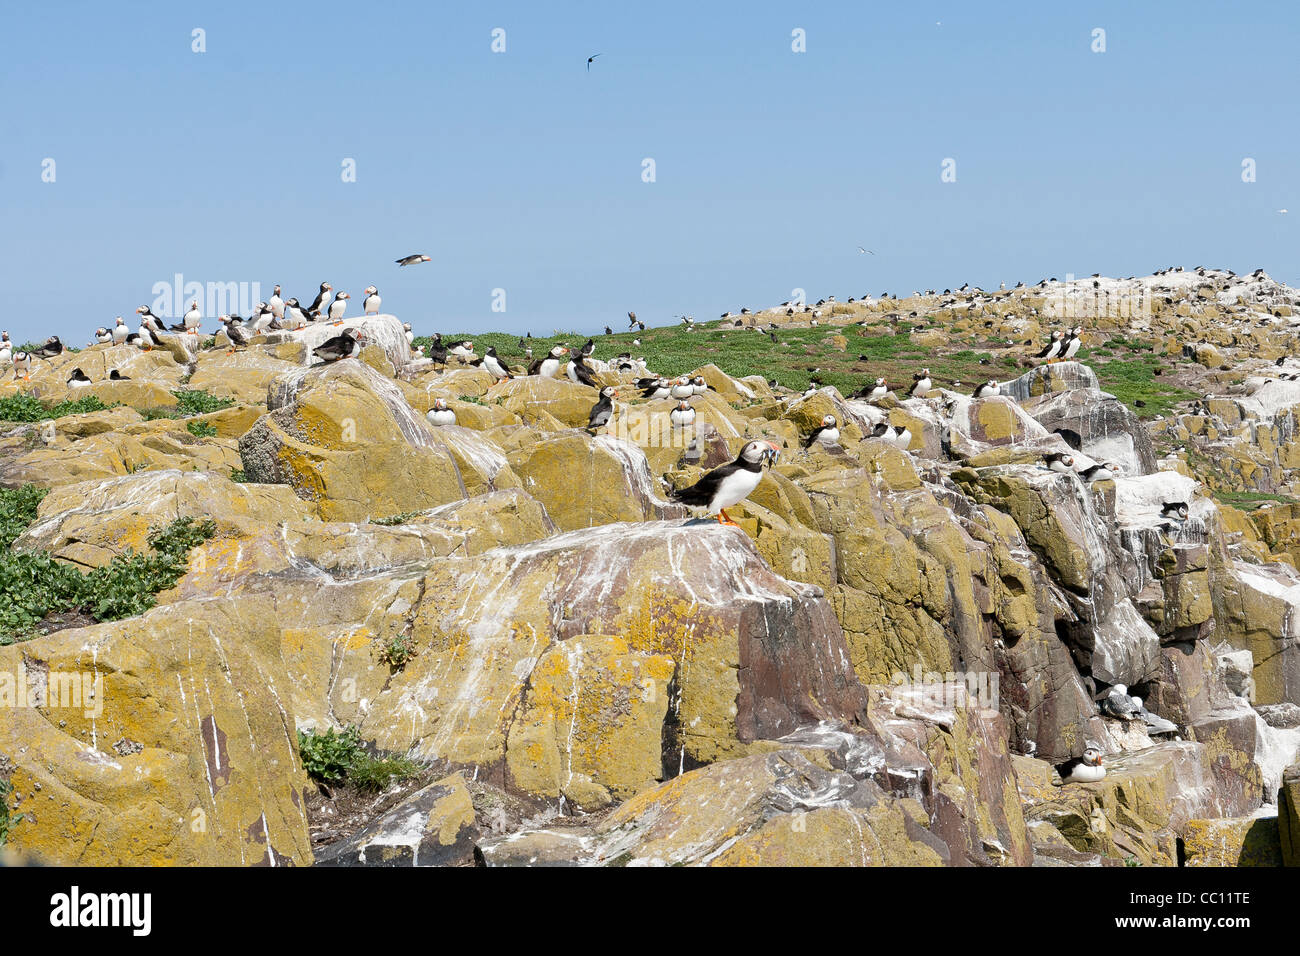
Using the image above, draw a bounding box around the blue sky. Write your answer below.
[1,1,1295,343]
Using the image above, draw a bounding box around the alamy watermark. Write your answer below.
[889,664,999,710]
[1,667,103,718]
[149,274,262,319]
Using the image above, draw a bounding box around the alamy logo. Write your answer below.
[0,668,102,718]
[49,886,151,936]
[149,273,262,320]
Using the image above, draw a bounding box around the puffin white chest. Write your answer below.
[710,466,764,511]
[1064,762,1105,784]
[540,358,560,377]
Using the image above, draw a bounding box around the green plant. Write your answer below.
[297,725,365,783]
[0,485,48,550]
[229,468,248,483]
[186,420,218,438]
[0,394,112,423]
[378,632,418,668]
[349,753,420,792]
[172,389,233,416]
[0,777,14,845]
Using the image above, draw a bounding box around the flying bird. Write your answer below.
[857,247,875,255]
[587,53,603,71]
[396,254,432,267]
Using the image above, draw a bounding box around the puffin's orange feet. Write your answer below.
[717,509,740,527]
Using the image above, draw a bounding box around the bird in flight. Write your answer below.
[1279,209,1289,215]
[396,254,432,267]
[858,247,875,255]
[587,53,603,71]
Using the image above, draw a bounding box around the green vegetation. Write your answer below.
[370,512,420,526]
[1212,490,1298,512]
[172,389,234,416]
[0,394,113,423]
[229,468,248,483]
[297,725,419,792]
[0,777,14,845]
[378,632,418,668]
[1091,356,1197,419]
[0,517,217,644]
[186,420,218,439]
[0,485,49,550]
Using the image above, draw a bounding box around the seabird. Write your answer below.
[905,368,932,397]
[1043,452,1075,473]
[1060,326,1082,360]
[306,282,332,317]
[803,414,840,448]
[1130,696,1178,735]
[529,344,569,377]
[972,380,1001,398]
[691,376,708,396]
[311,329,365,363]
[669,376,694,400]
[31,336,64,359]
[12,350,31,379]
[362,286,381,315]
[587,386,618,431]
[183,300,202,331]
[396,254,432,267]
[1097,684,1141,721]
[482,346,512,381]
[426,397,456,426]
[66,367,92,387]
[1036,330,1064,361]
[283,298,311,329]
[586,53,603,71]
[326,291,350,324]
[94,327,113,345]
[269,285,285,319]
[1078,461,1121,482]
[111,317,130,344]
[869,422,912,450]
[109,369,130,381]
[566,352,599,387]
[669,400,696,428]
[1160,501,1190,521]
[1055,743,1106,784]
[640,377,671,400]
[855,377,888,401]
[668,439,781,525]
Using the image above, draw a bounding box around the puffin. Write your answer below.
[566,353,599,387]
[12,350,31,379]
[905,368,932,397]
[66,367,92,387]
[225,320,251,349]
[1055,744,1106,785]
[587,386,618,431]
[482,346,512,381]
[627,311,638,330]
[669,376,694,400]
[855,378,888,401]
[247,302,272,333]
[869,421,912,450]
[972,380,1001,398]
[1078,461,1121,482]
[669,400,696,428]
[690,376,708,396]
[282,298,311,329]
[94,327,113,345]
[403,323,414,346]
[268,285,285,319]
[31,336,64,359]
[1043,452,1075,474]
[183,300,202,331]
[448,340,476,360]
[1160,501,1190,521]
[640,377,671,400]
[803,414,840,448]
[529,344,569,377]
[111,317,130,344]
[426,397,456,426]
[0,331,11,364]
[306,282,332,317]
[311,328,364,363]
[109,369,130,381]
[668,439,781,525]
[362,286,381,315]
[396,254,432,267]
[1036,330,1064,361]
[580,337,596,358]
[326,291,350,324]
[1060,326,1082,360]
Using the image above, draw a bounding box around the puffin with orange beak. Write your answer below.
[1055,743,1105,784]
[587,385,619,432]
[669,439,781,526]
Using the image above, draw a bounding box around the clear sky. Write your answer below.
[1,1,1295,343]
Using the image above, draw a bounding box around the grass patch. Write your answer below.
[173,389,233,416]
[186,420,218,439]
[0,485,48,550]
[298,725,419,792]
[0,517,217,644]
[0,394,113,423]
[0,777,13,845]
[229,468,248,483]
[1092,357,1197,419]
[1212,490,1298,512]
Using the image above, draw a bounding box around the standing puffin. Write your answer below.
[529,344,569,377]
[268,285,285,319]
[1055,744,1106,784]
[1043,452,1075,474]
[905,368,932,397]
[183,300,202,331]
[482,346,512,381]
[1061,326,1083,360]
[282,298,311,329]
[566,353,599,387]
[669,400,696,428]
[972,380,1001,398]
[326,291,350,324]
[668,439,781,525]
[427,397,456,426]
[869,421,912,450]
[1036,330,1064,361]
[306,282,332,318]
[587,386,618,432]
[112,316,130,344]
[803,414,840,448]
[362,286,381,315]
[396,254,432,267]
[12,349,31,380]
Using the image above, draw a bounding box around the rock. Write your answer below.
[1181,814,1283,866]
[1023,387,1158,477]
[491,375,599,428]
[1001,362,1100,402]
[314,773,478,867]
[0,595,311,865]
[1280,764,1300,866]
